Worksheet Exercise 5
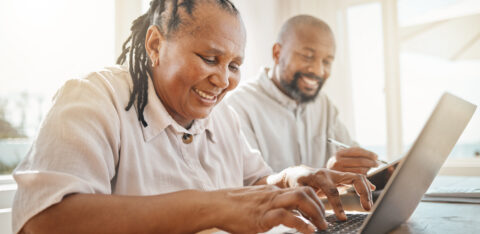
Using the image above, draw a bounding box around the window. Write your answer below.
[346,2,389,160]
[343,0,480,164]
[0,0,116,174]
[398,0,480,159]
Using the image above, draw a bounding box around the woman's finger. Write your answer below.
[313,178,347,221]
[261,208,317,233]
[302,185,326,215]
[332,172,373,211]
[270,187,327,230]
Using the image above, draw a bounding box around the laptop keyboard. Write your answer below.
[314,213,367,234]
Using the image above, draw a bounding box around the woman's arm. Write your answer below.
[21,186,327,234]
[21,190,221,234]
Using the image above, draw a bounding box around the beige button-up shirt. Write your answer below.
[12,66,272,234]
[226,68,356,172]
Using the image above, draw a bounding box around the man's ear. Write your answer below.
[145,25,165,65]
[272,43,282,65]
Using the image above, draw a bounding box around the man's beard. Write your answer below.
[279,71,325,103]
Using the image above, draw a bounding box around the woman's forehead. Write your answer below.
[184,3,244,35]
[178,5,246,55]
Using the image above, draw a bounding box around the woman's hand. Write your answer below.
[265,166,375,221]
[212,185,328,233]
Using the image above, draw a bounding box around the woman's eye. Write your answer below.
[229,63,240,72]
[199,55,216,64]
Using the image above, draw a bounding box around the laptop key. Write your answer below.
[315,213,367,234]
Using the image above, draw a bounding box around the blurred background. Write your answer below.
[1,0,479,175]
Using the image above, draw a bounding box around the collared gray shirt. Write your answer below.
[12,66,272,234]
[226,67,356,172]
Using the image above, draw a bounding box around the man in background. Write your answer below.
[227,15,379,173]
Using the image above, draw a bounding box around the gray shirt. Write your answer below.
[12,66,272,234]
[226,67,356,172]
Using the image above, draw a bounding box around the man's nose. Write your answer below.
[307,61,325,78]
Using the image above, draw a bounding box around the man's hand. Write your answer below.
[327,147,379,174]
[214,185,327,234]
[266,166,375,221]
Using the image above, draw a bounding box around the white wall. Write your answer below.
[115,0,144,59]
[231,0,281,81]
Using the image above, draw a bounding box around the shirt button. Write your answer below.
[182,133,193,144]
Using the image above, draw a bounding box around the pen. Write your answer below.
[327,138,389,164]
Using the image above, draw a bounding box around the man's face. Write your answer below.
[151,4,245,127]
[274,25,335,103]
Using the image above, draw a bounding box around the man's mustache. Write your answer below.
[294,72,324,82]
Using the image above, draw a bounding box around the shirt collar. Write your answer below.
[139,76,216,142]
[257,67,306,112]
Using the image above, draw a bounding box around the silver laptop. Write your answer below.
[315,92,477,234]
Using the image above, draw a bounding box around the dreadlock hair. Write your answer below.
[116,0,238,127]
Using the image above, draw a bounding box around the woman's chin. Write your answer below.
[189,108,214,120]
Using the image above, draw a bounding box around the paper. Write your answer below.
[421,196,480,204]
[422,186,480,203]
[425,187,480,198]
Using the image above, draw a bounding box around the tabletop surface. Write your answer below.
[203,176,480,234]
[389,175,480,234]
[270,176,480,234]
[390,201,480,233]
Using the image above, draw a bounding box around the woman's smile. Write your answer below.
[192,87,218,104]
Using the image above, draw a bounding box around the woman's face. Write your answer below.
[149,4,246,128]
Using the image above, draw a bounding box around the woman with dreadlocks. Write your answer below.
[12,0,374,233]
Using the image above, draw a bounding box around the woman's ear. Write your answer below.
[145,25,165,66]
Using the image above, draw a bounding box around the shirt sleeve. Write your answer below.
[12,76,121,234]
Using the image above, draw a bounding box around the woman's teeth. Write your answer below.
[194,88,215,100]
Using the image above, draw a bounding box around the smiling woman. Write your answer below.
[116,0,245,128]
[11,1,374,234]
[146,5,245,128]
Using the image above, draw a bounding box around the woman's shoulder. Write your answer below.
[85,65,132,96]
[55,65,132,106]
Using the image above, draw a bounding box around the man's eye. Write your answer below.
[302,54,314,60]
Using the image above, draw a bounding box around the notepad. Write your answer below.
[425,187,480,198]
